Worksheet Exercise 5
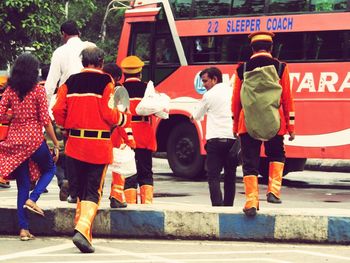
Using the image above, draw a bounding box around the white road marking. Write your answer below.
[294,249,350,261]
[95,245,184,263]
[28,259,289,263]
[0,240,100,261]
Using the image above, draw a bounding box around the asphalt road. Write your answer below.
[1,237,350,263]
[1,159,350,262]
[1,158,350,211]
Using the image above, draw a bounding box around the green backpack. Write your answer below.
[240,62,282,141]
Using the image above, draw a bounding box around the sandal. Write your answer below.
[23,199,45,217]
[19,229,35,241]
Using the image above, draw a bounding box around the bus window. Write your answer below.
[310,0,347,12]
[182,35,252,64]
[170,0,192,18]
[133,33,152,63]
[306,31,345,60]
[155,37,179,64]
[190,36,223,63]
[268,0,308,13]
[231,0,265,15]
[193,0,231,17]
[273,32,305,61]
[129,23,153,81]
[130,23,153,64]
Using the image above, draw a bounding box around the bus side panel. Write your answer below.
[155,63,350,159]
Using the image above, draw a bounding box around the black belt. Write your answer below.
[132,116,149,122]
[69,129,110,139]
[207,138,235,143]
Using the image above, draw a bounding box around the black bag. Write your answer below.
[229,139,242,166]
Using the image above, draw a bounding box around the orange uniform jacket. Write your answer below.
[52,68,130,164]
[123,78,156,151]
[232,52,295,136]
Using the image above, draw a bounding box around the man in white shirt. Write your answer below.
[45,20,95,103]
[191,67,237,206]
[45,20,95,202]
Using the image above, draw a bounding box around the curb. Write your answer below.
[305,159,350,173]
[1,207,350,244]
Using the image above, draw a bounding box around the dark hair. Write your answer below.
[199,67,223,83]
[103,63,123,82]
[8,53,39,101]
[41,64,50,81]
[60,20,79,36]
[251,41,273,52]
[81,47,104,68]
[124,72,141,79]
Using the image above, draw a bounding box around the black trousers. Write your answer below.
[65,156,107,204]
[125,148,153,189]
[240,133,285,176]
[205,138,237,206]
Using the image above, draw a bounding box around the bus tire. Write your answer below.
[166,122,205,179]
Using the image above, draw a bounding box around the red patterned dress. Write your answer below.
[0,85,50,181]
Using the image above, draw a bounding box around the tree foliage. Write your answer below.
[0,0,125,69]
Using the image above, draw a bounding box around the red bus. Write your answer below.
[116,0,350,179]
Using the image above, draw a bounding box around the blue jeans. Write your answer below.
[13,141,56,230]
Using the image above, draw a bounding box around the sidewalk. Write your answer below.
[1,199,350,244]
[1,159,350,244]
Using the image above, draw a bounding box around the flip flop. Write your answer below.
[23,199,45,217]
[19,229,35,241]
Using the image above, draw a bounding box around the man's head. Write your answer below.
[249,31,274,53]
[199,67,222,90]
[103,63,123,83]
[81,47,104,69]
[40,64,50,81]
[121,55,144,78]
[60,20,80,43]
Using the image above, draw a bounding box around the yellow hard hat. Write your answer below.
[0,76,8,88]
[248,31,275,43]
[121,55,144,74]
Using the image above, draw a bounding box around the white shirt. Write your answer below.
[45,37,95,103]
[193,82,234,140]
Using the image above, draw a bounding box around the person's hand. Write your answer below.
[288,132,295,141]
[5,113,13,121]
[190,116,194,122]
[233,132,238,139]
[126,139,136,149]
[52,145,60,163]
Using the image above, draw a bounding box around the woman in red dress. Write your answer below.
[0,53,59,241]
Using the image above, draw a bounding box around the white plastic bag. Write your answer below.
[110,145,136,177]
[136,81,170,119]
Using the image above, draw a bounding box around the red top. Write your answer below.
[0,85,50,180]
[123,78,157,151]
[53,68,130,164]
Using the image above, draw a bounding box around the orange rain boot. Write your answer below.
[267,161,284,204]
[243,175,259,217]
[74,198,81,226]
[124,188,137,204]
[110,172,127,208]
[140,185,153,204]
[73,201,98,253]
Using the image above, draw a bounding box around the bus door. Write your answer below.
[127,12,180,85]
